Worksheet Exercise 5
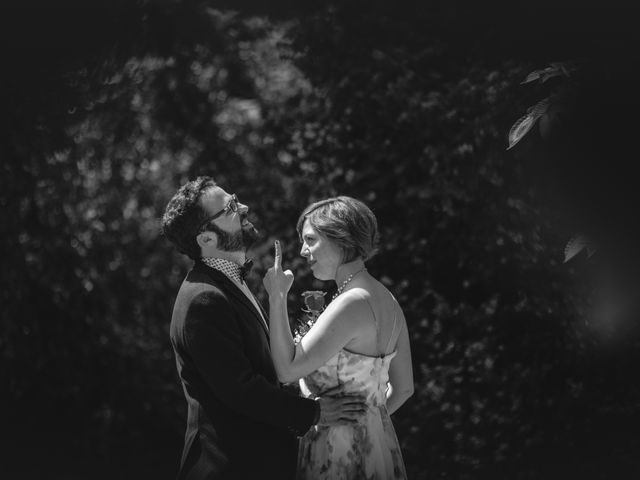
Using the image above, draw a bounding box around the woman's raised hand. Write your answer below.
[263,240,294,298]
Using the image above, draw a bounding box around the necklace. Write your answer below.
[332,267,367,300]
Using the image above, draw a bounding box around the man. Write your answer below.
[162,176,364,480]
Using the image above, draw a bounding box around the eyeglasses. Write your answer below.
[199,194,239,231]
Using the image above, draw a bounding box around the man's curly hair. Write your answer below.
[162,176,218,260]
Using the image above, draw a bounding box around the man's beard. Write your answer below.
[208,220,260,252]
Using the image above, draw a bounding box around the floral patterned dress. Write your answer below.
[296,300,407,480]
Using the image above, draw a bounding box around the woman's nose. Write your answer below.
[300,245,309,257]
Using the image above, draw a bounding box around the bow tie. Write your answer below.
[240,258,254,280]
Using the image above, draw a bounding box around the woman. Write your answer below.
[263,196,414,479]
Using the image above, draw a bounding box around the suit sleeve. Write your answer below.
[183,289,317,435]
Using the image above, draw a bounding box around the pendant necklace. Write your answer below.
[332,267,367,300]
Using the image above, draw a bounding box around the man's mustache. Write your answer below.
[241,212,257,225]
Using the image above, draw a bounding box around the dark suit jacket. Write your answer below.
[169,260,317,480]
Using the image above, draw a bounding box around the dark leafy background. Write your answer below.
[3,1,640,478]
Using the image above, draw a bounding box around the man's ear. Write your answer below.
[196,231,217,250]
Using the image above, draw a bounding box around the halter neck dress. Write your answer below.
[296,293,408,480]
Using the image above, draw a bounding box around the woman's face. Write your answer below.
[299,219,343,281]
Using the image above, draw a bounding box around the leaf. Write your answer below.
[521,63,576,85]
[540,70,565,83]
[507,114,536,150]
[550,61,578,78]
[527,98,550,117]
[507,98,550,150]
[564,235,596,263]
[521,71,542,85]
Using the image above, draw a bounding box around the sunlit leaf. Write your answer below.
[564,235,596,263]
[527,98,550,117]
[521,71,542,85]
[507,98,549,150]
[521,62,576,85]
[507,113,536,150]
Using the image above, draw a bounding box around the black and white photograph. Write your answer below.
[3,1,640,478]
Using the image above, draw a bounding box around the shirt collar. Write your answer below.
[201,257,244,283]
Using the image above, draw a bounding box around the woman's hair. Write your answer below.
[296,196,379,263]
[162,176,217,260]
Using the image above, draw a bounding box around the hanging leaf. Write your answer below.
[521,70,543,85]
[549,61,578,79]
[521,62,576,85]
[540,69,565,83]
[507,98,550,150]
[507,113,536,150]
[520,67,560,85]
[527,98,550,117]
[564,235,596,263]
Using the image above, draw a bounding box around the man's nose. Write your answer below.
[237,202,249,214]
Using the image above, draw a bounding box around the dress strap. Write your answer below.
[359,291,401,356]
[359,293,380,346]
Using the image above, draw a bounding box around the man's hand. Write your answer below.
[316,383,367,426]
[263,240,294,298]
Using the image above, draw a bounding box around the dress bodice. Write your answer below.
[299,349,397,407]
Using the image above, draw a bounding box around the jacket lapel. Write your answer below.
[194,261,269,337]
[255,300,269,328]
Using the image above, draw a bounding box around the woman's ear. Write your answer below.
[196,231,217,250]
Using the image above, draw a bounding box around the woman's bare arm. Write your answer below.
[385,310,414,415]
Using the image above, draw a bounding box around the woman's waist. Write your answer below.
[303,404,391,435]
[300,380,387,404]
